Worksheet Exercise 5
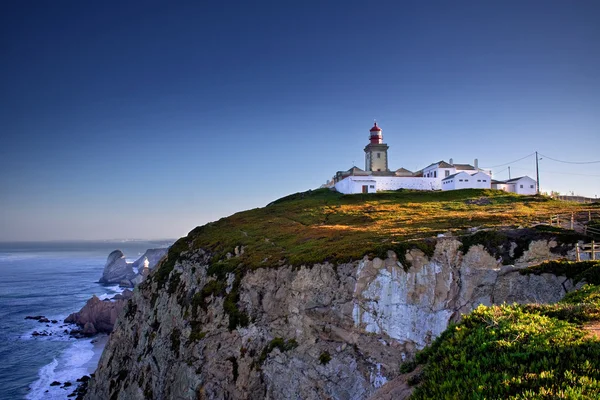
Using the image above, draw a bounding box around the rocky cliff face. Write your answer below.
[86,237,577,400]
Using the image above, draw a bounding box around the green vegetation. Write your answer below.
[407,283,600,399]
[521,260,600,284]
[318,351,332,365]
[259,337,298,364]
[180,189,588,271]
[149,188,591,333]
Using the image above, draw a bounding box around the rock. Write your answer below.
[83,322,97,336]
[85,237,580,400]
[65,295,127,333]
[99,250,135,284]
[118,280,132,288]
[129,273,145,287]
[39,317,50,323]
[50,381,61,386]
[131,248,168,271]
[63,381,72,387]
[51,320,58,323]
[25,315,45,320]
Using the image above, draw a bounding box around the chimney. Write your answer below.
[449,158,454,165]
[474,158,479,169]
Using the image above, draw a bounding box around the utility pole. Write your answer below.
[535,151,540,195]
[508,166,511,179]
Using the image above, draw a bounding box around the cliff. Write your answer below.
[84,189,597,399]
[86,237,580,399]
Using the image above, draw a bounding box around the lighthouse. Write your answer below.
[364,122,389,172]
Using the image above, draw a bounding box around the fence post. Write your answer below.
[571,213,574,230]
[593,240,596,261]
[576,243,580,262]
[590,211,592,222]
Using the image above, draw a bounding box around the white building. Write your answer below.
[441,171,491,191]
[332,122,492,194]
[492,176,537,195]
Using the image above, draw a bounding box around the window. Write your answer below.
[377,169,381,171]
[459,179,463,182]
[477,180,481,182]
[377,153,381,159]
[434,171,437,178]
[465,179,469,182]
[369,185,375,189]
[520,185,524,188]
[483,180,487,182]
[530,185,534,188]
[445,170,450,177]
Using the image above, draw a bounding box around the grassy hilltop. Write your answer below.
[170,188,594,271]
[149,189,600,398]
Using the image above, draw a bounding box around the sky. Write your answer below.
[1,0,599,241]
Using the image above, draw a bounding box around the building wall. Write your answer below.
[335,177,377,194]
[470,172,492,189]
[335,176,440,194]
[492,183,509,191]
[441,172,491,191]
[513,177,537,195]
[422,165,456,184]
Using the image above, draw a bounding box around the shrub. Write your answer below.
[318,351,332,365]
[409,284,600,399]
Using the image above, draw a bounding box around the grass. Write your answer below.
[180,189,590,272]
[407,284,600,399]
[150,188,592,332]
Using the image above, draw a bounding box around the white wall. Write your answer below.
[492,182,509,191]
[441,171,491,191]
[335,177,377,194]
[470,172,492,189]
[513,177,537,195]
[335,176,440,194]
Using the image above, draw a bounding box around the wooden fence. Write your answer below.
[548,210,600,238]
[576,241,599,261]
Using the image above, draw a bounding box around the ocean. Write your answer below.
[0,240,173,400]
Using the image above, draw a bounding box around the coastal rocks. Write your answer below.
[99,248,167,286]
[99,250,135,284]
[25,315,57,323]
[65,294,130,334]
[85,236,579,400]
[132,248,168,271]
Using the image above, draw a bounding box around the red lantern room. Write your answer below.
[369,122,383,144]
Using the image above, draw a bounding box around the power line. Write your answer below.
[511,166,600,177]
[482,153,535,169]
[539,153,600,164]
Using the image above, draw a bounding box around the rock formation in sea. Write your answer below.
[65,290,133,334]
[99,248,168,286]
[99,250,136,284]
[85,235,582,400]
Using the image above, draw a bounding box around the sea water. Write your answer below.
[0,240,173,400]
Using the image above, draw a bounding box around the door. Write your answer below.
[362,185,368,193]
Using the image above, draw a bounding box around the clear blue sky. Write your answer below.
[1,1,599,241]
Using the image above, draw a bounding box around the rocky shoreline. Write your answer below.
[25,246,168,398]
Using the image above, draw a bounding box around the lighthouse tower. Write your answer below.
[364,122,389,172]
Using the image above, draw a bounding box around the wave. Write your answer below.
[26,337,106,400]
